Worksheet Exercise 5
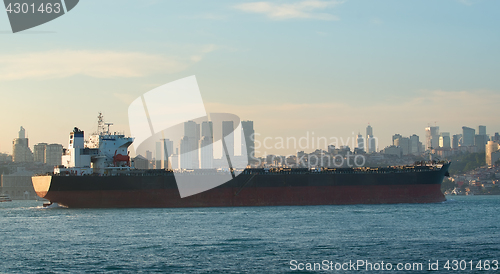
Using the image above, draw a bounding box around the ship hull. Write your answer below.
[32,164,449,208]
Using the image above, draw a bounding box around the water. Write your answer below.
[1,196,499,273]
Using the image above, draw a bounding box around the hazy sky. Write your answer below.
[0,0,499,156]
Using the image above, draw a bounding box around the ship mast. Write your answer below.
[97,112,105,135]
[96,112,114,135]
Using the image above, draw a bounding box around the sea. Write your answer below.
[1,196,499,273]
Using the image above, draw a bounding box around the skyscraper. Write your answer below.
[199,136,213,169]
[475,135,487,151]
[241,121,255,161]
[34,143,63,166]
[452,134,462,149]
[486,141,500,166]
[199,121,213,168]
[478,125,486,136]
[366,125,376,153]
[34,143,47,163]
[394,137,410,155]
[356,133,364,151]
[462,126,475,147]
[425,126,439,150]
[155,141,162,169]
[12,126,33,163]
[475,125,488,151]
[162,138,173,169]
[184,121,200,168]
[439,133,451,148]
[179,136,192,169]
[201,121,213,139]
[222,121,234,157]
[392,134,402,146]
[409,134,421,155]
[366,125,373,138]
[45,144,63,166]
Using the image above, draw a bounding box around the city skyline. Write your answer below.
[0,0,499,155]
[8,120,499,162]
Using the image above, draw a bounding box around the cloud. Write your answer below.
[0,47,217,81]
[190,44,218,62]
[113,92,136,105]
[234,0,343,21]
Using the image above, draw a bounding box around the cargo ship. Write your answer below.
[32,115,450,208]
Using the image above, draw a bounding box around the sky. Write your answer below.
[0,0,499,157]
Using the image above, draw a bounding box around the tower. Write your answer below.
[12,126,33,163]
[366,124,376,153]
[222,121,234,157]
[462,126,475,147]
[184,121,200,168]
[425,126,439,150]
[199,121,214,168]
[356,133,364,151]
[241,121,255,162]
[179,136,192,169]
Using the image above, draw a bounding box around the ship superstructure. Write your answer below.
[56,113,133,176]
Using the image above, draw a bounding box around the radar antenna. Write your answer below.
[105,123,113,134]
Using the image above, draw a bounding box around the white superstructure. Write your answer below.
[56,113,134,175]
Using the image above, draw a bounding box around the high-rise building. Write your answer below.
[201,121,213,139]
[145,151,152,161]
[494,133,500,142]
[169,154,179,170]
[45,144,63,166]
[409,134,421,155]
[160,138,173,169]
[12,126,33,163]
[367,137,377,153]
[356,133,364,151]
[222,121,234,157]
[478,125,486,136]
[439,132,451,148]
[462,126,475,147]
[155,141,162,169]
[425,126,439,150]
[34,143,47,163]
[162,139,173,158]
[199,136,213,169]
[475,135,488,151]
[241,121,255,161]
[199,121,214,169]
[452,134,462,149]
[366,125,376,153]
[392,134,402,146]
[366,125,373,138]
[394,137,410,155]
[179,136,192,169]
[184,121,200,168]
[486,141,500,166]
[474,125,488,151]
[33,143,63,166]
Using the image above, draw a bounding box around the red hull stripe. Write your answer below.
[44,184,445,208]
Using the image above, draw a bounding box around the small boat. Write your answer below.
[0,194,12,202]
